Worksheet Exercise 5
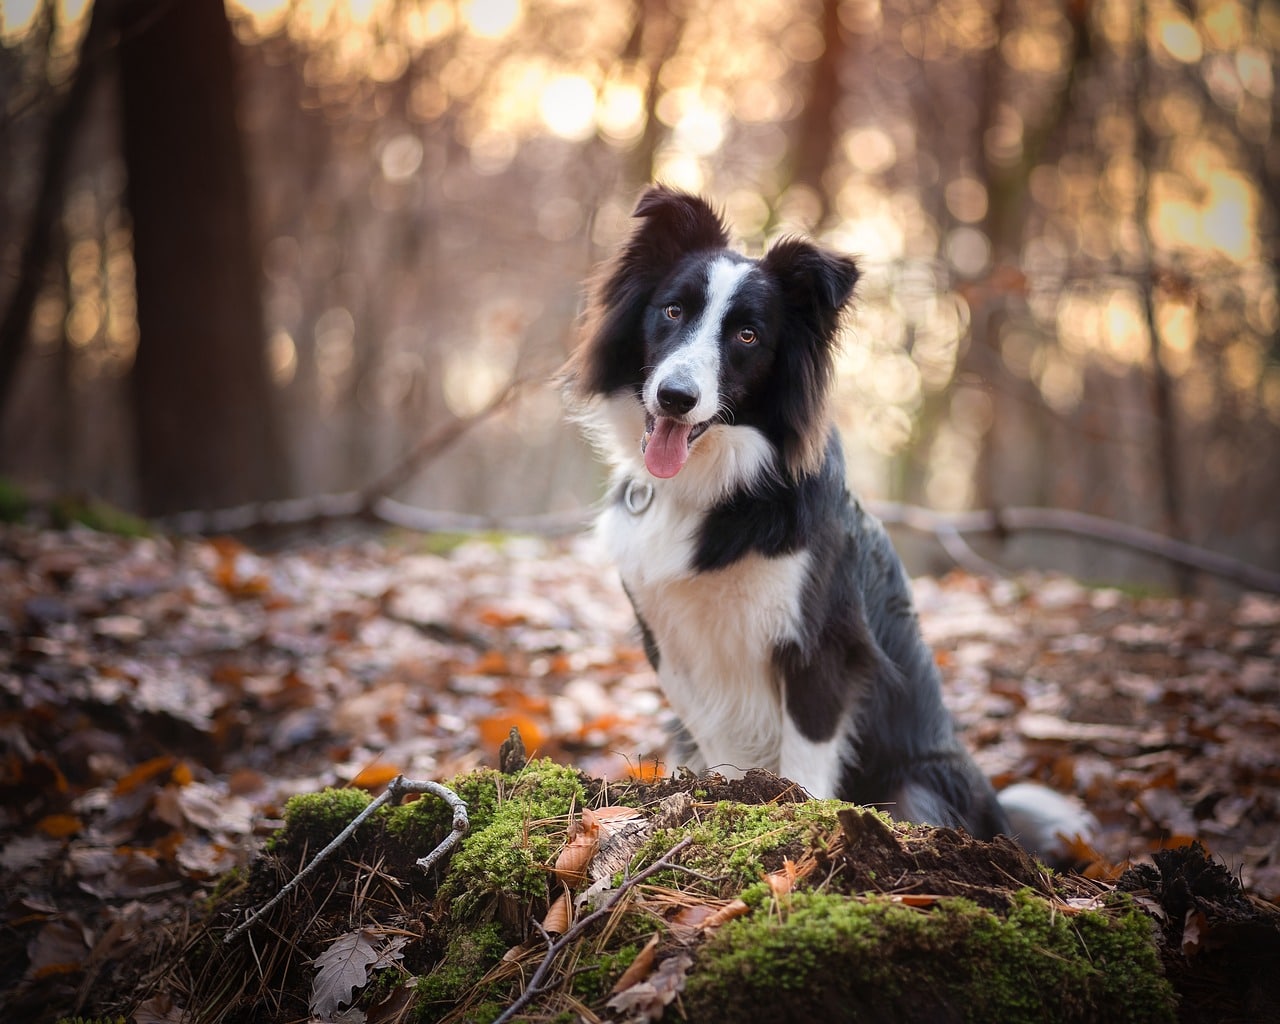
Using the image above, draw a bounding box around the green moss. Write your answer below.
[0,478,29,522]
[55,1019,126,1024]
[633,799,846,896]
[384,768,504,853]
[50,493,152,536]
[414,923,509,1022]
[430,759,587,922]
[204,866,247,910]
[269,787,372,852]
[685,890,1175,1023]
[570,940,645,1003]
[408,530,514,556]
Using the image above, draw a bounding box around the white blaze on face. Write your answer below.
[642,257,752,479]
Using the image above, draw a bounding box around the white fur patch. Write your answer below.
[578,254,814,789]
[779,721,845,799]
[642,257,751,424]
[620,547,812,780]
[997,782,1099,863]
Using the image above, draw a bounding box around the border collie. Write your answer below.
[564,185,1093,863]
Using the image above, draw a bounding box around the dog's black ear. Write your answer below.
[762,237,860,328]
[761,238,860,478]
[564,186,730,399]
[627,185,730,267]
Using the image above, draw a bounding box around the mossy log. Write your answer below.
[180,760,1278,1024]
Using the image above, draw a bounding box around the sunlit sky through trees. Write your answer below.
[1,0,1276,568]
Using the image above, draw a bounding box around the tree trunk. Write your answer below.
[114,0,287,515]
[786,0,848,225]
[0,0,107,424]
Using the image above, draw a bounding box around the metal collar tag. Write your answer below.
[623,479,654,515]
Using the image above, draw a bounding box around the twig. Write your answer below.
[490,836,694,1024]
[358,375,532,506]
[160,376,549,537]
[161,493,589,538]
[933,523,1007,579]
[868,500,1280,595]
[223,776,468,944]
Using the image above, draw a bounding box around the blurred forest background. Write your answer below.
[0,0,1276,588]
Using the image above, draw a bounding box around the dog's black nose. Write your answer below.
[657,381,699,416]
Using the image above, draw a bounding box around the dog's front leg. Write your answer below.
[779,719,844,800]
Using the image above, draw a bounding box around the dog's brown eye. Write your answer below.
[664,303,682,320]
[737,327,757,345]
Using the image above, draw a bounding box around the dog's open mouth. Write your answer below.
[641,414,710,479]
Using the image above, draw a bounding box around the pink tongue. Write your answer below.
[644,417,694,478]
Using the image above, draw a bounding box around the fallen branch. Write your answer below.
[223,776,468,944]
[491,836,694,1024]
[869,500,1280,595]
[163,375,539,536]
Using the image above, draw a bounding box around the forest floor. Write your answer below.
[2,521,1279,1021]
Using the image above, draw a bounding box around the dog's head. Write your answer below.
[566,185,859,481]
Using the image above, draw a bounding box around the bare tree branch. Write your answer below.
[160,374,537,535]
[869,500,1280,594]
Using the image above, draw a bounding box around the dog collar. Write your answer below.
[623,478,654,515]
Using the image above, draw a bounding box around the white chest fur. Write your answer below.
[599,483,811,780]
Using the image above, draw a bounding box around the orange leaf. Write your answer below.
[576,714,622,739]
[36,814,82,839]
[610,933,660,995]
[891,894,941,908]
[478,713,544,751]
[467,650,512,676]
[553,811,600,888]
[702,899,750,929]
[477,607,527,628]
[351,763,401,790]
[625,760,664,783]
[495,687,550,714]
[670,905,716,931]
[115,756,176,794]
[542,889,572,935]
[171,761,194,787]
[764,859,799,898]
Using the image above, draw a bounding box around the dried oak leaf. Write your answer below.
[311,929,380,1018]
[606,952,693,1023]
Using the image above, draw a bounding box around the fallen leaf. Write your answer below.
[133,993,184,1024]
[610,932,660,995]
[26,917,91,980]
[890,894,941,908]
[311,929,380,1018]
[115,756,177,795]
[701,898,750,930]
[606,952,693,1023]
[477,713,545,750]
[542,889,572,935]
[764,858,799,898]
[351,762,402,790]
[552,810,600,888]
[1181,908,1207,958]
[35,814,82,839]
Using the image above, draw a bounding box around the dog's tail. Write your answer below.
[997,783,1100,868]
